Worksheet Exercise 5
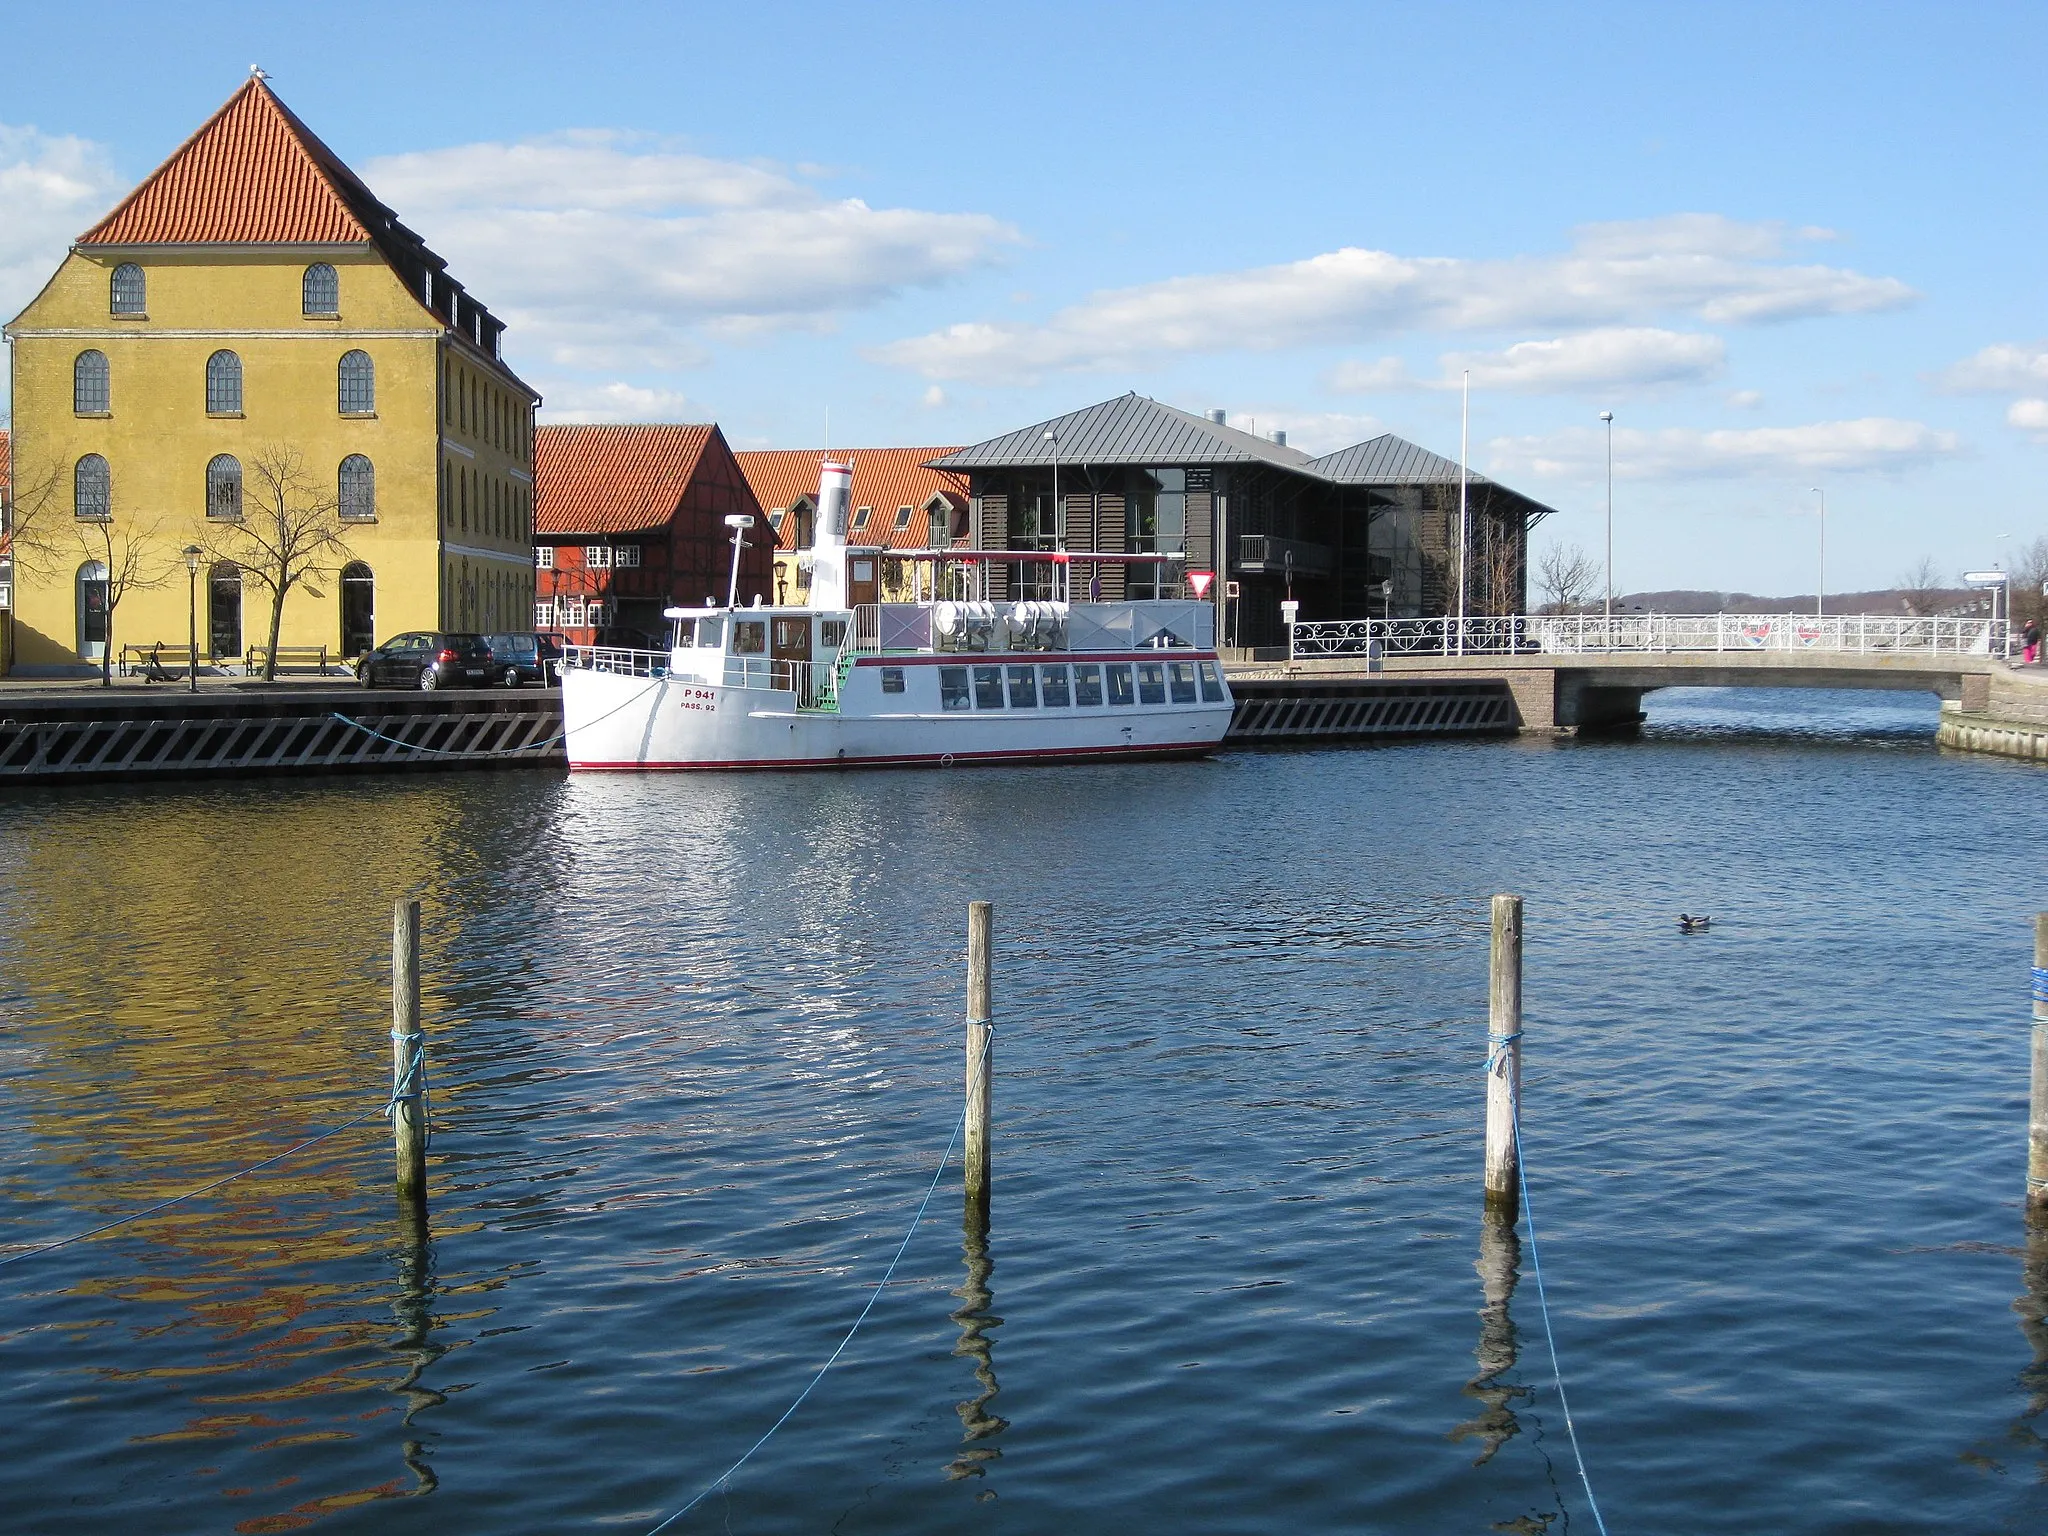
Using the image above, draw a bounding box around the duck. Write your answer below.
[1678,913,1712,934]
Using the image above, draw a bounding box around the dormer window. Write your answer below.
[768,508,786,533]
[303,263,338,315]
[110,263,145,316]
[851,505,873,531]
[892,504,914,531]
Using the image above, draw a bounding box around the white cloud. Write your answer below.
[1440,327,1725,393]
[363,132,1018,372]
[921,384,947,408]
[1727,389,1764,409]
[1940,342,2048,393]
[874,214,1914,384]
[1487,418,1961,480]
[0,124,125,325]
[539,380,703,424]
[1237,410,1384,456]
[2007,399,2048,441]
[1325,356,1416,392]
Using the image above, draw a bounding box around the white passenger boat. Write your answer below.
[559,459,1235,771]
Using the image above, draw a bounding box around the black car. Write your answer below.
[484,631,564,688]
[356,632,494,690]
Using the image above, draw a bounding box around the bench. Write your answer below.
[244,644,335,676]
[119,641,197,681]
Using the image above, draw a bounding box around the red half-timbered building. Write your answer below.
[533,424,770,646]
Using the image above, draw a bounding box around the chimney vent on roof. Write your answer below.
[1208,408,1226,425]
[1271,429,1287,447]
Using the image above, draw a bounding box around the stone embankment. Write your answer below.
[1939,667,2048,763]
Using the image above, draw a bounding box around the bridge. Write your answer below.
[1225,612,2020,736]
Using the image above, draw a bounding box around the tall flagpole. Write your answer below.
[1457,369,1469,655]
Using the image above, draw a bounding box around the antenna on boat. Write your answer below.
[724,514,754,609]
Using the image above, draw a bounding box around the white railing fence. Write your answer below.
[561,646,841,708]
[1287,613,2009,661]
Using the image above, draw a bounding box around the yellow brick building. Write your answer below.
[2,74,538,674]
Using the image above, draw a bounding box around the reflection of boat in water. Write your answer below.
[561,459,1234,771]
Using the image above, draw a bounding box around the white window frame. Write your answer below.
[614,544,642,568]
[584,545,612,568]
[584,599,610,626]
[534,602,553,629]
[559,595,586,627]
[535,545,554,569]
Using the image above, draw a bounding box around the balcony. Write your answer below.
[1236,534,1333,578]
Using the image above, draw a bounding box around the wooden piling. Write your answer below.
[391,898,427,1204]
[1483,894,1523,1218]
[965,900,993,1215]
[2031,913,2048,1209]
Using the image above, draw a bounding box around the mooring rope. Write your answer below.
[2032,966,2048,1006]
[644,1031,986,1533]
[329,676,664,758]
[0,1100,392,1270]
[1512,1109,1611,1536]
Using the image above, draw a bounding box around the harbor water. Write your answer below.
[1,686,2044,1533]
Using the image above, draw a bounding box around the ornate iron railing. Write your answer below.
[1287,613,2008,660]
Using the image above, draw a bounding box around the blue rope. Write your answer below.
[0,1100,389,1270]
[1513,1109,1611,1536]
[1486,1030,1522,1073]
[2032,967,2048,1006]
[644,1044,980,1533]
[387,1033,431,1151]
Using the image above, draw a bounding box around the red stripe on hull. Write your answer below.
[569,740,1222,772]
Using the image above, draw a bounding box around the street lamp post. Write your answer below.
[182,544,202,692]
[1599,412,1614,633]
[1809,488,1826,618]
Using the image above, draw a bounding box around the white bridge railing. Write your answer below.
[1288,613,2008,661]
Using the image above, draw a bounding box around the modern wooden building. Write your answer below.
[928,393,1558,649]
[2,73,538,675]
[735,447,968,605]
[533,423,769,646]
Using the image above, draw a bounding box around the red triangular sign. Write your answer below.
[1188,570,1215,599]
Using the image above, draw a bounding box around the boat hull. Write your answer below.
[562,659,1234,770]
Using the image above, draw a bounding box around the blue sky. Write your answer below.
[4,0,2044,596]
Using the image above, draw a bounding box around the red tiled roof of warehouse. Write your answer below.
[735,448,967,551]
[80,78,376,246]
[535,423,720,535]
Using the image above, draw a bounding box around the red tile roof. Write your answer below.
[736,447,967,551]
[81,78,375,246]
[535,424,718,535]
[0,429,10,496]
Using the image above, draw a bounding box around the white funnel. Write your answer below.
[808,459,853,610]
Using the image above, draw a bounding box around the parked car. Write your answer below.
[356,632,495,690]
[485,631,564,688]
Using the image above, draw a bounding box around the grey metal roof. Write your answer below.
[1306,434,1495,486]
[927,392,1318,472]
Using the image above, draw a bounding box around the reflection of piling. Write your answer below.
[2030,913,2048,1209]
[388,1198,445,1494]
[946,1201,1009,1479]
[1484,894,1523,1218]
[391,899,427,1205]
[1451,1205,1528,1465]
[965,901,993,1218]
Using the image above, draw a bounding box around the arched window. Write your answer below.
[337,350,374,414]
[74,455,110,520]
[208,563,242,660]
[73,350,110,414]
[206,454,242,519]
[338,454,375,520]
[302,263,338,315]
[340,562,374,658]
[110,263,145,316]
[206,350,242,414]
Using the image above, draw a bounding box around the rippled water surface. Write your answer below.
[3,686,2045,1534]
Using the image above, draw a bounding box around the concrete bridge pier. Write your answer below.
[1556,676,1648,733]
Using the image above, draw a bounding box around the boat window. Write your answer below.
[732,620,766,655]
[880,667,906,694]
[1040,665,1071,706]
[695,616,724,649]
[1105,665,1135,706]
[820,619,846,649]
[1199,661,1226,702]
[1006,665,1038,708]
[973,665,1005,709]
[1073,663,1103,707]
[1169,661,1198,703]
[940,667,970,711]
[1137,663,1166,705]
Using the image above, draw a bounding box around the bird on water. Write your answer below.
[1678,913,1712,933]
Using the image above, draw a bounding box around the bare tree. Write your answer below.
[3,454,72,584]
[1896,555,1948,616]
[1535,542,1602,613]
[205,446,355,681]
[72,514,172,687]
[2010,535,2048,626]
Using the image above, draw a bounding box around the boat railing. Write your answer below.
[562,644,668,677]
[560,646,837,708]
[848,599,1215,655]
